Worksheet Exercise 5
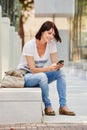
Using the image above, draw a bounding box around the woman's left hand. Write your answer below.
[56,62,64,70]
[51,63,64,70]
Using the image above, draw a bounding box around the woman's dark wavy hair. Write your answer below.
[35,21,61,42]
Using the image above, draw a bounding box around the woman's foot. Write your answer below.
[59,106,76,116]
[44,107,55,116]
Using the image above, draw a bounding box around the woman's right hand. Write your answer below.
[49,62,64,71]
[48,63,58,71]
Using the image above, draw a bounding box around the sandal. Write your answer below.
[59,107,76,116]
[44,108,56,116]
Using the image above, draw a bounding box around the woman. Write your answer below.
[17,21,75,116]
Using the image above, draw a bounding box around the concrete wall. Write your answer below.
[35,0,75,17]
[0,15,22,81]
[57,29,69,64]
[0,6,2,82]
[1,17,10,78]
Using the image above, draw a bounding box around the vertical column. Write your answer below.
[13,32,22,68]
[9,26,15,70]
[16,34,22,67]
[9,27,22,70]
[1,17,10,78]
[0,6,2,82]
[9,26,22,70]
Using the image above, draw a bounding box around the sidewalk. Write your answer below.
[0,66,87,129]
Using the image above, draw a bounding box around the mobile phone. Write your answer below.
[57,60,64,64]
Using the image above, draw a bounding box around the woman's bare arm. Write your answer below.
[25,56,58,73]
[50,52,64,69]
[50,52,58,63]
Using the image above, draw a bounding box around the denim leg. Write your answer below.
[24,72,52,108]
[45,69,67,107]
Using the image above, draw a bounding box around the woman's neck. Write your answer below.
[36,39,47,48]
[35,39,47,58]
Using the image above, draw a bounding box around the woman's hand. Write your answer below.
[48,63,58,71]
[56,62,64,70]
[49,63,64,71]
[49,62,64,71]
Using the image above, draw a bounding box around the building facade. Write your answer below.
[0,0,87,61]
[71,0,87,61]
[35,0,87,61]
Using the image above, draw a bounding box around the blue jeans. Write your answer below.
[24,69,66,108]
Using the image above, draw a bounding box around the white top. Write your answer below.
[17,38,57,71]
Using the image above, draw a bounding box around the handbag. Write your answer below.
[1,69,27,88]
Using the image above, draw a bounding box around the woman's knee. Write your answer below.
[24,72,48,87]
[38,72,48,83]
[56,69,65,78]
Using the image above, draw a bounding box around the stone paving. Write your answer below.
[0,66,87,129]
[0,123,87,130]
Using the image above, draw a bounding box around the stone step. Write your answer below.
[0,88,42,124]
[42,115,87,123]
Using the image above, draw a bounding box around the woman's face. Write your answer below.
[41,28,55,43]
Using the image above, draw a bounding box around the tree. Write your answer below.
[18,0,34,49]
